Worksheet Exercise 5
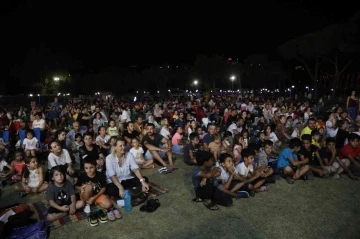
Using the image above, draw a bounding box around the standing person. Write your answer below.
[346,90,358,121]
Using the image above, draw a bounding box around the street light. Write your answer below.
[230,75,236,90]
[193,80,198,85]
[53,77,60,82]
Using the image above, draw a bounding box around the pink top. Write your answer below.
[171,133,182,145]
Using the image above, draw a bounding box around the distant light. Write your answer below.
[168,90,170,92]
[136,91,138,93]
[157,91,159,93]
[144,91,146,93]
[29,94,33,97]
[53,77,60,81]
[230,75,236,81]
[228,58,232,61]
[331,89,333,91]
[193,80,198,85]
[134,97,137,102]
[37,94,40,96]
[291,85,294,88]
[196,90,198,92]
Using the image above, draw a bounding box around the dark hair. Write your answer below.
[348,133,360,142]
[196,151,213,166]
[311,129,320,137]
[219,153,233,163]
[75,133,82,139]
[288,138,302,149]
[301,134,312,142]
[49,165,66,183]
[326,137,336,144]
[247,143,260,153]
[263,140,273,147]
[147,123,155,128]
[189,132,199,141]
[83,156,97,166]
[241,148,255,159]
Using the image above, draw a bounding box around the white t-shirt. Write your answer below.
[48,149,72,169]
[120,111,131,122]
[129,147,144,164]
[106,153,139,183]
[32,119,45,129]
[160,127,171,139]
[227,123,241,134]
[23,137,38,150]
[0,160,7,172]
[235,162,254,177]
[216,162,238,182]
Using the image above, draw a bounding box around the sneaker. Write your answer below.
[107,210,116,221]
[88,212,99,227]
[112,209,122,219]
[236,191,249,199]
[97,210,108,223]
[84,204,91,214]
[331,174,340,180]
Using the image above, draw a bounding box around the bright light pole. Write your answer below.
[53,77,60,82]
[193,80,198,91]
[230,75,235,90]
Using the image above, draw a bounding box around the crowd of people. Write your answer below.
[0,90,359,226]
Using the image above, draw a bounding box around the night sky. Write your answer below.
[1,1,359,75]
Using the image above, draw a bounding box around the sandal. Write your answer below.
[192,197,203,202]
[203,202,219,211]
[259,186,269,192]
[286,176,294,184]
[146,199,160,213]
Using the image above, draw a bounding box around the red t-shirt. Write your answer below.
[339,144,360,159]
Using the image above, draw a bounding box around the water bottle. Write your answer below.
[124,189,132,212]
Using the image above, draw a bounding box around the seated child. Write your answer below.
[10,150,25,183]
[22,130,39,157]
[130,138,153,169]
[236,148,269,193]
[15,156,48,197]
[0,157,14,189]
[184,133,201,165]
[298,134,327,178]
[208,133,222,161]
[72,133,84,164]
[46,166,84,222]
[317,137,341,179]
[277,138,310,184]
[214,153,250,207]
[337,133,360,180]
[256,140,275,180]
[75,157,119,225]
[191,151,221,210]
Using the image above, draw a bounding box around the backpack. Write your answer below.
[5,220,48,239]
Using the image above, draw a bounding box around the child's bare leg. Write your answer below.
[47,212,67,222]
[25,150,30,157]
[294,165,310,179]
[31,149,36,156]
[263,168,274,177]
[81,184,94,202]
[283,166,295,177]
[230,182,245,193]
[253,179,265,190]
[37,182,48,193]
[76,200,85,209]
[97,196,113,210]
[142,160,154,168]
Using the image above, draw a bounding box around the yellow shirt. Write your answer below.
[300,126,312,137]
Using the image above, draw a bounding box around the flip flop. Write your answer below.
[146,199,160,213]
[203,202,219,211]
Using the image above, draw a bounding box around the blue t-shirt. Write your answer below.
[277,148,298,169]
[203,134,212,145]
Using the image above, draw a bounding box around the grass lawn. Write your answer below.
[1,157,360,239]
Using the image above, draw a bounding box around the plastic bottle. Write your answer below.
[124,189,132,212]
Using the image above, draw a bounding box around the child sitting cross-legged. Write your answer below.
[214,153,250,207]
[236,148,270,193]
[75,157,119,226]
[191,151,221,211]
[277,138,310,184]
[46,166,84,222]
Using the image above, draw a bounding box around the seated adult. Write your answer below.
[142,123,174,174]
[48,140,75,183]
[105,138,149,199]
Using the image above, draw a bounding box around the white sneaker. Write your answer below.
[84,204,91,213]
[331,174,340,180]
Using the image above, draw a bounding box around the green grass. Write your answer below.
[1,157,360,239]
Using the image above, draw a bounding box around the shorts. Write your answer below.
[48,200,71,214]
[79,190,107,205]
[144,145,166,160]
[332,159,349,169]
[279,166,298,177]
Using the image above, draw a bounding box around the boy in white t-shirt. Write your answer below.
[235,148,269,193]
[129,138,153,169]
[22,130,39,157]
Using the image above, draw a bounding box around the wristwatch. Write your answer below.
[140,178,145,183]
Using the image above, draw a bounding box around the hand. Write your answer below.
[119,186,125,198]
[254,171,261,178]
[97,159,104,166]
[67,167,74,175]
[32,187,39,193]
[200,178,207,187]
[69,204,76,215]
[61,205,70,212]
[86,197,95,205]
[141,182,149,192]
[81,184,87,193]
[24,186,31,193]
[161,148,169,153]
[228,166,235,175]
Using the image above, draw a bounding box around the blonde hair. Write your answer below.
[111,137,126,156]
